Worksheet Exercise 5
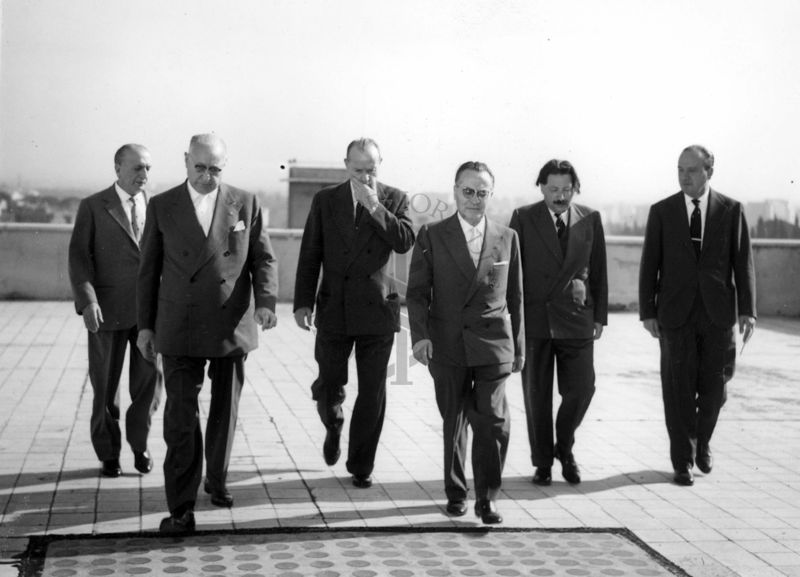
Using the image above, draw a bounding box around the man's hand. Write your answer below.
[294,307,314,331]
[81,303,104,333]
[593,322,604,340]
[137,329,157,364]
[739,315,756,345]
[412,339,433,366]
[255,307,277,331]
[351,178,380,212]
[642,318,661,339]
[512,355,525,373]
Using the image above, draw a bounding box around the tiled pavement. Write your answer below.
[1,301,799,576]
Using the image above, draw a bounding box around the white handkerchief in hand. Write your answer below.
[232,220,246,232]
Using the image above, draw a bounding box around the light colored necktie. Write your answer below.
[129,197,140,242]
[467,227,482,267]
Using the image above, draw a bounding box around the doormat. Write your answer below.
[18,526,691,577]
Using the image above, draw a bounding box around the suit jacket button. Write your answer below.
[220,279,226,284]
[489,283,494,288]
[223,251,231,257]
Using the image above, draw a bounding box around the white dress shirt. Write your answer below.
[547,207,569,231]
[684,191,708,245]
[457,212,486,267]
[188,182,218,236]
[115,183,146,237]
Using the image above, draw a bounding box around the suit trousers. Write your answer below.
[659,295,735,471]
[311,330,394,476]
[87,327,161,461]
[522,338,595,467]
[429,361,511,502]
[161,354,245,516]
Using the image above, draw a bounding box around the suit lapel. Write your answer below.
[668,192,695,259]
[193,184,242,273]
[441,214,478,283]
[332,182,356,248]
[701,189,728,258]
[532,203,563,264]
[464,218,502,303]
[166,183,207,248]
[101,186,138,247]
[561,204,585,264]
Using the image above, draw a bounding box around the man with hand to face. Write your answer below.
[407,162,524,524]
[639,145,756,487]
[137,134,278,533]
[293,138,414,490]
[68,144,163,479]
[509,159,608,488]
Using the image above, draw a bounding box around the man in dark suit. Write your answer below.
[407,161,524,524]
[293,138,414,489]
[639,144,756,486]
[137,134,278,532]
[68,144,162,478]
[509,159,607,487]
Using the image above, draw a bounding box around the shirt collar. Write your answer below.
[547,206,569,224]
[114,183,143,205]
[187,180,218,204]
[684,191,709,212]
[457,212,486,236]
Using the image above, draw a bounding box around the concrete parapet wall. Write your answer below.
[1,224,798,317]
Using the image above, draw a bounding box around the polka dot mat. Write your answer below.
[26,529,687,576]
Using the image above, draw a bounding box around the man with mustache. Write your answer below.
[68,144,163,478]
[509,159,608,487]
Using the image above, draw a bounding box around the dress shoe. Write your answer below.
[555,449,581,484]
[159,510,195,534]
[204,480,234,507]
[445,500,468,516]
[133,450,153,474]
[532,467,552,486]
[100,459,122,478]
[696,445,713,474]
[474,499,503,524]
[673,469,694,486]
[323,430,341,466]
[352,474,373,489]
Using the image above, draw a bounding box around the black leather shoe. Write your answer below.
[133,451,152,474]
[204,481,233,507]
[100,459,122,477]
[352,474,373,489]
[323,430,341,466]
[673,469,694,486]
[159,510,195,534]
[555,450,581,484]
[696,445,713,474]
[474,499,502,524]
[445,500,468,516]
[532,467,552,486]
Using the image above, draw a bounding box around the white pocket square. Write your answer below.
[493,261,509,266]
[232,220,246,232]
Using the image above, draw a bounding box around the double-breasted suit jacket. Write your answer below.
[294,181,415,335]
[137,181,278,357]
[639,189,756,330]
[509,201,608,340]
[407,214,524,366]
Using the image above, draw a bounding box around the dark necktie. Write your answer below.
[354,203,364,229]
[690,199,701,259]
[129,197,140,243]
[556,213,567,255]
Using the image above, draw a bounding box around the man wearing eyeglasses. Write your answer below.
[293,138,414,490]
[509,159,608,488]
[407,161,524,524]
[137,133,278,533]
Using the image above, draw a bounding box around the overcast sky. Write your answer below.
[1,0,798,204]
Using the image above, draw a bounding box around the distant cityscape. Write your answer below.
[1,183,799,239]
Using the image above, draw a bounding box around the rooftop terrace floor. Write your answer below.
[1,302,799,576]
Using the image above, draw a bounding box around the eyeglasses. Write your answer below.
[460,187,492,199]
[194,164,223,176]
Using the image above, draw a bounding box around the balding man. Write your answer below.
[639,145,756,486]
[69,144,162,479]
[137,134,278,533]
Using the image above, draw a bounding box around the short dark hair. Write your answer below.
[681,144,714,171]
[535,159,581,193]
[454,161,495,186]
[346,138,381,159]
[114,143,146,166]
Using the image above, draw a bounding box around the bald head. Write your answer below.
[185,133,228,194]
